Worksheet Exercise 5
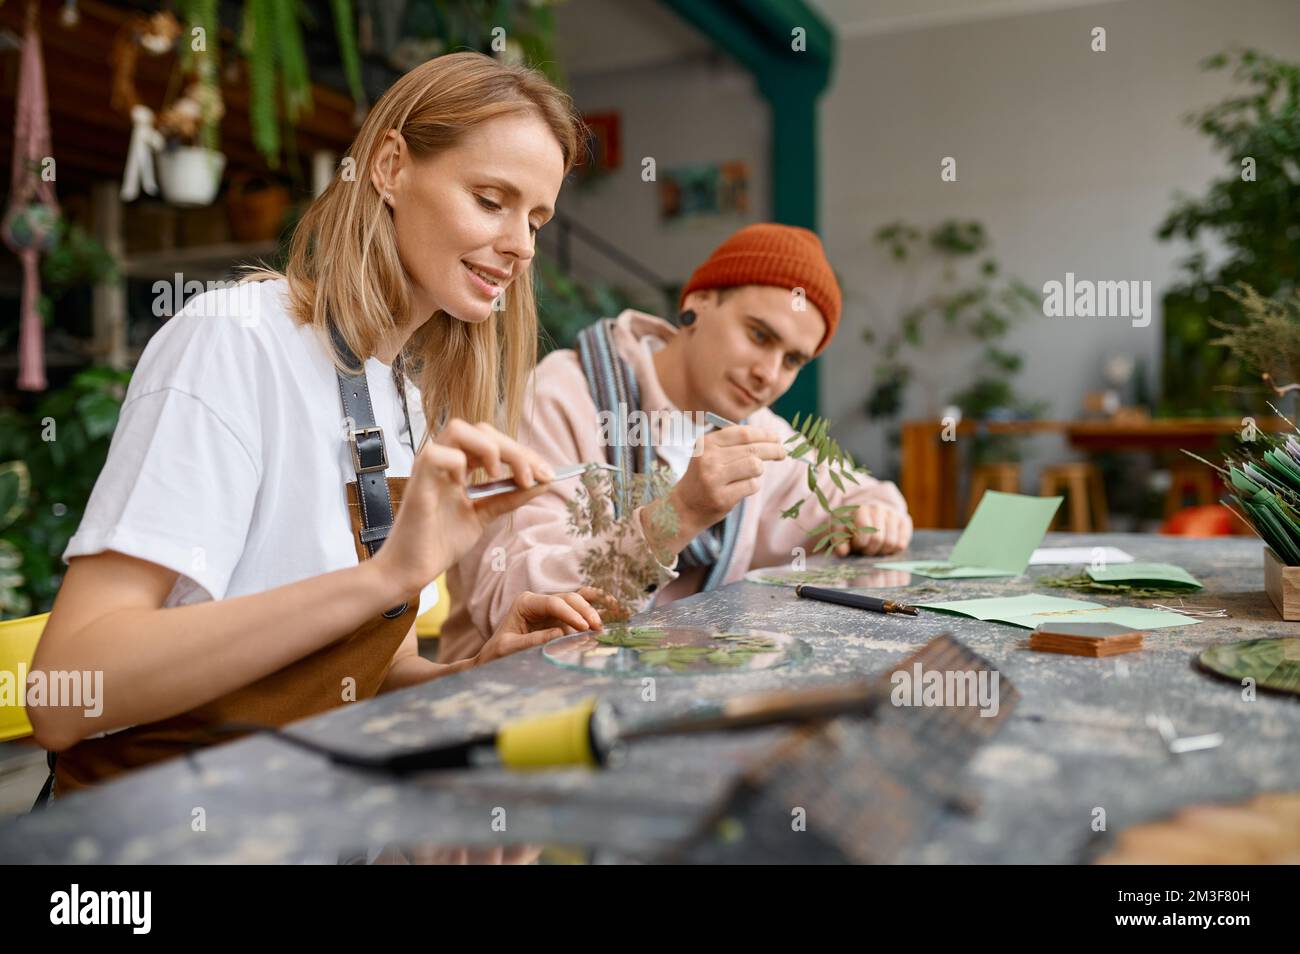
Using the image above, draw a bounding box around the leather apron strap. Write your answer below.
[45,324,419,799]
[329,322,409,619]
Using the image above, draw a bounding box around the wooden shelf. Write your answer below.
[122,241,281,280]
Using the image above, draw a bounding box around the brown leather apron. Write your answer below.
[53,479,418,794]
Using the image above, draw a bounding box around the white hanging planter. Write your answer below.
[156,146,226,208]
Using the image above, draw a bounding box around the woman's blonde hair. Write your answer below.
[248,51,583,439]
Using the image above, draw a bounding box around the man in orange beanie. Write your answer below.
[439,223,913,661]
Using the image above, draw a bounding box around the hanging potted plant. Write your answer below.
[154,78,227,207]
[111,7,226,208]
[159,1,226,207]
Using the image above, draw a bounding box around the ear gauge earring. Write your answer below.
[678,309,697,326]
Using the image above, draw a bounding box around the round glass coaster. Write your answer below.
[542,624,812,676]
[1199,637,1300,696]
[744,563,914,589]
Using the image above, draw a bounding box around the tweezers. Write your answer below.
[465,461,620,500]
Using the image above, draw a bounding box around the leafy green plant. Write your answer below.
[0,367,132,617]
[41,222,118,293]
[176,0,224,151]
[330,0,366,109]
[779,412,869,554]
[1209,283,1300,395]
[1157,48,1300,414]
[0,462,32,618]
[28,221,122,335]
[240,0,312,169]
[534,257,657,353]
[400,0,563,85]
[863,219,1042,467]
[564,464,678,621]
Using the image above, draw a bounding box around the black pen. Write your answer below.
[794,583,919,616]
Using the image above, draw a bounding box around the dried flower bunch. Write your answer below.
[564,464,678,621]
[111,7,225,150]
[1212,283,1300,397]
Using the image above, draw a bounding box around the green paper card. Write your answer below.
[918,594,1090,620]
[876,491,1063,579]
[1086,562,1202,589]
[915,593,1200,630]
[865,561,1013,579]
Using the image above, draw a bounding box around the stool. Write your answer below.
[967,462,1021,520]
[1164,461,1218,518]
[1039,461,1109,532]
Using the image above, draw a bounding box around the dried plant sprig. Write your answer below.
[592,626,780,671]
[1214,283,1300,392]
[781,411,873,554]
[564,464,678,621]
[1038,572,1196,598]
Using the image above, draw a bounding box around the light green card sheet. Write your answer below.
[876,491,1063,579]
[915,593,1200,630]
[1086,562,1202,589]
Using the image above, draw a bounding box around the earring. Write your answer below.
[384,192,393,204]
[678,309,696,326]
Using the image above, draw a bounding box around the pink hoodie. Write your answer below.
[438,310,910,662]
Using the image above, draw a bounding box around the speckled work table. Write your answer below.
[2,531,1297,863]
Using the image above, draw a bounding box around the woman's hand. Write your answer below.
[473,588,608,667]
[372,419,557,601]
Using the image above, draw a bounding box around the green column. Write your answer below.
[658,0,834,419]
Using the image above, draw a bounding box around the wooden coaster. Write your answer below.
[1030,622,1145,657]
[1029,634,1144,657]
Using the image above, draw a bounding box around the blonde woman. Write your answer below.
[28,53,604,794]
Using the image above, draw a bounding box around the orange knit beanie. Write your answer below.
[678,223,842,355]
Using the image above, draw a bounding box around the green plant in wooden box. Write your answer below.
[1179,284,1300,565]
[1187,428,1300,566]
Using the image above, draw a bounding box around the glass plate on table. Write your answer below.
[542,624,812,676]
[744,563,914,589]
[1199,637,1300,696]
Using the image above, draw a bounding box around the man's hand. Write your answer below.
[833,504,913,557]
[651,425,786,553]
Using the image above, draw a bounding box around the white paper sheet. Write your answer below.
[1028,546,1135,566]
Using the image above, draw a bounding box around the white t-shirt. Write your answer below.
[64,278,439,616]
[640,336,711,479]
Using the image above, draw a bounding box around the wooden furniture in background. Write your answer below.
[901,417,1291,529]
[965,462,1020,520]
[1039,461,1109,532]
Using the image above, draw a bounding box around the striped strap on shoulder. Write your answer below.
[574,319,740,589]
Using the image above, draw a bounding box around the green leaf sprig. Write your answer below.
[780,412,872,554]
